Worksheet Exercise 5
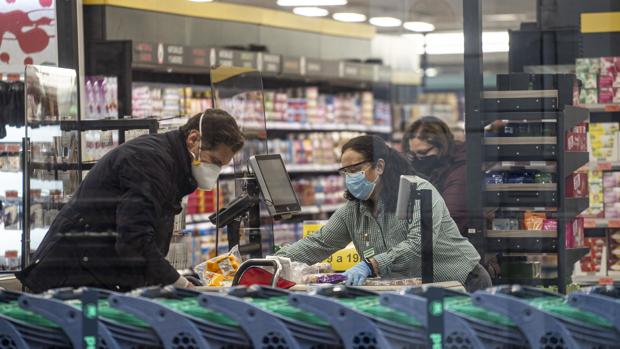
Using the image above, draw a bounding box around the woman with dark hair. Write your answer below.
[402,116,468,235]
[276,135,491,292]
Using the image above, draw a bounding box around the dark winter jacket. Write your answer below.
[425,142,468,235]
[16,130,197,292]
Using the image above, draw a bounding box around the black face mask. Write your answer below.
[411,154,441,176]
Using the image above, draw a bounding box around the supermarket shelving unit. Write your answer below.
[477,74,590,293]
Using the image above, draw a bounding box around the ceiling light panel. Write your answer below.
[369,17,402,27]
[332,12,367,22]
[293,6,329,17]
[277,0,346,6]
[403,21,435,33]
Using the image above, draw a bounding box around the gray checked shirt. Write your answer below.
[276,176,480,284]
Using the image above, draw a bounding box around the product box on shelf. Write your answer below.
[581,237,605,272]
[582,170,604,218]
[609,230,620,272]
[576,58,601,74]
[565,123,588,152]
[603,172,620,218]
[565,217,584,248]
[566,173,589,198]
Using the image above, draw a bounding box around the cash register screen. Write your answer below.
[250,154,301,216]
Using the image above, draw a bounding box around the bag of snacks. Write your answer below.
[194,245,241,286]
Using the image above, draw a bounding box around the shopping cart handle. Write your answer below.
[232,259,282,287]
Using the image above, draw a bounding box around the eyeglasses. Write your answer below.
[338,160,372,176]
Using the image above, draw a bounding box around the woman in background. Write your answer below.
[402,116,468,236]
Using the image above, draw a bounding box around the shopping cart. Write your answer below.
[198,285,341,349]
[110,286,250,348]
[567,285,620,334]
[384,286,527,349]
[472,285,620,349]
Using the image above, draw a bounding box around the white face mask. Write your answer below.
[190,112,222,190]
[191,158,221,190]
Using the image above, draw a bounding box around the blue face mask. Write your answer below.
[346,170,378,201]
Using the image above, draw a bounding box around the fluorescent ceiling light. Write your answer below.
[425,68,439,77]
[188,0,213,2]
[278,0,346,6]
[369,17,402,27]
[332,12,367,22]
[293,7,329,17]
[403,21,435,33]
[423,31,509,54]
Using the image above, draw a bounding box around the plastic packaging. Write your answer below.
[195,245,241,286]
[303,273,347,284]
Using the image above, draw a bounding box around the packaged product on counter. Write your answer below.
[194,245,241,286]
[303,273,347,284]
[362,278,422,287]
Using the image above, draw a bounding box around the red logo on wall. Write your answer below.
[0,0,57,74]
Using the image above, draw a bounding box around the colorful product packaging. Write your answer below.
[566,173,589,198]
[523,211,546,230]
[565,218,584,248]
[581,237,606,272]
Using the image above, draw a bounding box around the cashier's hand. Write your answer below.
[342,262,371,286]
[172,275,194,289]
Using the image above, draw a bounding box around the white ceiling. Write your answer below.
[220,0,537,32]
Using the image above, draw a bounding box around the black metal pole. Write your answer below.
[463,0,485,255]
[417,189,434,283]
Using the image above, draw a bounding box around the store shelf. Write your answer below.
[563,151,589,175]
[586,161,620,171]
[27,119,159,132]
[220,163,340,177]
[265,121,391,134]
[572,273,620,285]
[583,104,620,123]
[487,230,557,238]
[564,197,590,218]
[484,143,558,161]
[482,111,562,123]
[485,190,557,207]
[484,161,557,172]
[485,183,557,191]
[300,203,343,215]
[484,137,557,145]
[584,218,620,229]
[486,237,558,253]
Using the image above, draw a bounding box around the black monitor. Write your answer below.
[249,154,301,218]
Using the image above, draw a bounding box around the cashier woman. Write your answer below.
[276,135,492,292]
[17,109,245,292]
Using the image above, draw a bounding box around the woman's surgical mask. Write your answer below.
[345,170,378,201]
[190,112,222,190]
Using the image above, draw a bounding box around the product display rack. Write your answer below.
[478,74,590,293]
[20,66,160,272]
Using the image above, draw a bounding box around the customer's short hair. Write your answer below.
[180,109,245,152]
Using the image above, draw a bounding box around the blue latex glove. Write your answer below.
[342,262,371,286]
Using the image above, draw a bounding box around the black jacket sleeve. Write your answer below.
[114,153,179,286]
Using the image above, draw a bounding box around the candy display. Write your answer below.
[84,76,118,119]
[603,172,620,218]
[576,56,620,104]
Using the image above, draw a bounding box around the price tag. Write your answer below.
[303,221,360,271]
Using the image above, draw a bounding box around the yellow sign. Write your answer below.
[303,221,360,272]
